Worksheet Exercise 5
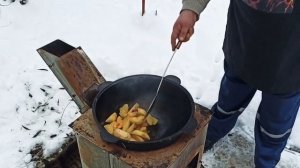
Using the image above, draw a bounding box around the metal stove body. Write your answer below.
[37,40,211,168]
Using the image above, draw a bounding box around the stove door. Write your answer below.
[37,40,105,113]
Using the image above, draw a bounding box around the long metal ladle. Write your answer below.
[145,41,182,118]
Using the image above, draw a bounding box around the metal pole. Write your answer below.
[142,0,145,16]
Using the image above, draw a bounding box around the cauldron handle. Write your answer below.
[82,81,112,107]
[182,117,198,134]
[97,81,113,93]
[165,75,181,85]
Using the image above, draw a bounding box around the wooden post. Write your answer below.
[142,0,145,16]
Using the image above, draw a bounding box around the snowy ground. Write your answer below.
[0,0,299,167]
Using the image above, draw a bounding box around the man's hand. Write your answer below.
[171,10,198,50]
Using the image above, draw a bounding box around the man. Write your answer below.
[171,0,300,167]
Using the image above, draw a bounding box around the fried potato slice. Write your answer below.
[114,116,123,129]
[137,108,146,116]
[113,128,131,140]
[131,134,145,142]
[119,104,129,117]
[104,124,114,134]
[146,114,158,126]
[115,123,122,129]
[131,130,150,140]
[105,112,117,123]
[127,123,135,133]
[127,111,138,117]
[140,126,147,132]
[122,118,130,131]
[129,116,145,124]
[128,103,139,113]
[129,137,137,142]
[104,103,158,142]
[111,121,117,129]
[117,116,123,123]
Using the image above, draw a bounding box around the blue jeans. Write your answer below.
[207,67,300,168]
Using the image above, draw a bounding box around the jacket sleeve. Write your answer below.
[182,0,210,17]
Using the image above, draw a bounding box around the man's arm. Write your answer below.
[171,0,210,50]
[182,0,210,17]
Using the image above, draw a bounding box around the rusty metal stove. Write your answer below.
[37,40,211,168]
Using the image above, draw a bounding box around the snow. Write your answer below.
[0,0,299,167]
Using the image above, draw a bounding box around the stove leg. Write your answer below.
[186,124,208,168]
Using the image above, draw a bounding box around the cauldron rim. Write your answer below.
[92,74,196,150]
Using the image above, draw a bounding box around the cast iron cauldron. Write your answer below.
[92,74,197,151]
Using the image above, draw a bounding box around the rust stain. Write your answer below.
[109,147,125,158]
[58,48,105,109]
[72,104,211,167]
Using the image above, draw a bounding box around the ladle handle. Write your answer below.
[145,41,183,118]
[176,41,182,49]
